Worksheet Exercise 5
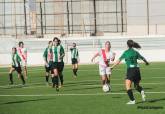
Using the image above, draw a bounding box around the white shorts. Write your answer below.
[99,65,111,76]
[22,61,27,67]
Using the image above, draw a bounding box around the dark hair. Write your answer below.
[105,41,111,45]
[127,40,141,49]
[73,43,76,47]
[48,41,52,44]
[58,39,61,45]
[53,37,59,42]
[18,41,24,47]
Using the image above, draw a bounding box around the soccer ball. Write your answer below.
[102,84,110,92]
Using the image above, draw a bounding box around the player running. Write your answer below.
[17,41,28,79]
[70,43,79,78]
[91,41,115,91]
[8,47,25,85]
[43,41,53,86]
[111,40,149,104]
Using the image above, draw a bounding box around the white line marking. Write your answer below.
[0,92,165,97]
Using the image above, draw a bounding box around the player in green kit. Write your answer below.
[111,40,149,104]
[43,41,53,85]
[57,39,65,87]
[70,43,79,77]
[52,37,65,91]
[8,47,25,85]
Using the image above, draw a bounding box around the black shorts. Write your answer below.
[126,67,141,83]
[72,58,78,64]
[58,62,64,72]
[12,66,22,74]
[45,61,54,73]
[45,66,51,72]
[52,62,58,70]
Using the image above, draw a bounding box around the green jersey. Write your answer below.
[52,45,65,62]
[119,48,145,68]
[12,53,22,67]
[43,47,53,63]
[70,48,79,59]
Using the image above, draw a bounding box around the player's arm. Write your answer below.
[24,48,27,60]
[43,48,48,66]
[111,52,116,61]
[111,59,121,70]
[77,50,80,63]
[137,52,149,65]
[60,46,65,59]
[91,52,99,62]
[111,52,125,69]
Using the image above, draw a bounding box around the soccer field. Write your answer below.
[0,63,165,114]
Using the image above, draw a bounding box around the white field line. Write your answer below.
[0,91,165,97]
[0,67,164,74]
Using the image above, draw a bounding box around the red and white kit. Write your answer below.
[17,47,27,67]
[97,49,114,76]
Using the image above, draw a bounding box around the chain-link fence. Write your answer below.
[0,0,127,36]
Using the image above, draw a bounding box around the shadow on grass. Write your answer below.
[1,98,53,105]
[136,98,165,104]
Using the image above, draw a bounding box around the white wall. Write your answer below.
[0,36,165,66]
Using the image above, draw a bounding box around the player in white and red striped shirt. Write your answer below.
[91,41,116,91]
[17,41,28,79]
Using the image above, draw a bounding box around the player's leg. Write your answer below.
[52,62,59,91]
[53,68,59,91]
[45,66,50,85]
[99,66,107,85]
[72,59,77,77]
[106,67,111,89]
[9,67,15,85]
[134,82,146,101]
[101,75,107,85]
[74,63,78,76]
[22,61,28,79]
[125,79,135,104]
[17,67,25,85]
[59,62,64,87]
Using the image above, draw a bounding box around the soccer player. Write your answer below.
[9,47,25,85]
[57,39,65,87]
[111,40,149,104]
[17,41,28,79]
[52,37,65,91]
[43,41,53,85]
[70,43,79,78]
[91,41,115,90]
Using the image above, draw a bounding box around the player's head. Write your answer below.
[53,37,59,46]
[48,41,53,47]
[105,41,111,50]
[72,43,76,47]
[127,40,141,49]
[12,47,17,54]
[18,41,24,48]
